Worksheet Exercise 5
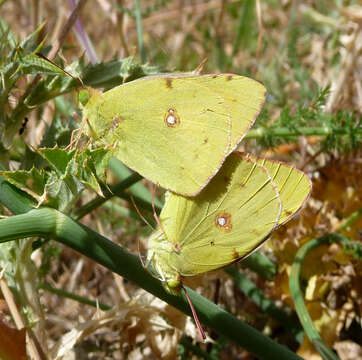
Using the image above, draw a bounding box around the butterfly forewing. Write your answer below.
[196,75,266,153]
[83,75,266,196]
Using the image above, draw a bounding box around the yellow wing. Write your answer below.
[196,75,266,153]
[251,154,312,224]
[149,152,311,281]
[82,74,266,196]
[156,152,281,276]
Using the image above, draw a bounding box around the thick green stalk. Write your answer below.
[37,283,112,311]
[239,251,276,279]
[289,236,340,360]
[288,207,362,360]
[226,266,302,341]
[245,126,361,139]
[0,208,302,360]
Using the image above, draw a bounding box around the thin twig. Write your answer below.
[48,0,89,60]
[117,0,130,57]
[255,0,263,62]
[13,0,89,126]
[0,268,24,329]
[0,268,46,360]
[326,23,362,112]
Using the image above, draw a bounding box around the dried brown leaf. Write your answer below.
[0,320,27,360]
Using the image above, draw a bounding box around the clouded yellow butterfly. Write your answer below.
[147,152,311,294]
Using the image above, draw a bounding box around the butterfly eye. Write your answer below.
[78,89,90,106]
[215,212,232,232]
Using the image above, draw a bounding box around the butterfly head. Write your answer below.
[78,87,100,108]
[162,278,182,295]
[153,253,183,295]
[148,230,183,295]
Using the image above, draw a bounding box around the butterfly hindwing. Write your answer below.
[149,152,312,283]
[158,152,282,276]
[252,155,312,224]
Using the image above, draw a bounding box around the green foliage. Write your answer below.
[0,148,111,212]
[39,109,77,149]
[232,0,256,56]
[253,86,361,151]
[0,21,45,146]
[0,20,158,148]
[331,232,362,261]
[0,20,161,217]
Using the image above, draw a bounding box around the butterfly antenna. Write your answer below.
[130,196,164,281]
[182,286,206,342]
[130,196,154,231]
[130,196,153,264]
[151,185,165,235]
[138,248,156,279]
[137,238,164,282]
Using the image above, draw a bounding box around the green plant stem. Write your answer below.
[245,126,361,139]
[239,252,276,279]
[134,0,146,63]
[337,207,362,231]
[289,209,361,359]
[226,266,302,341]
[0,208,302,360]
[74,172,143,219]
[108,157,163,209]
[37,282,112,311]
[74,158,164,220]
[289,236,340,360]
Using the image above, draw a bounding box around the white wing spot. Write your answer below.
[164,108,180,127]
[215,212,232,232]
[166,114,176,125]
